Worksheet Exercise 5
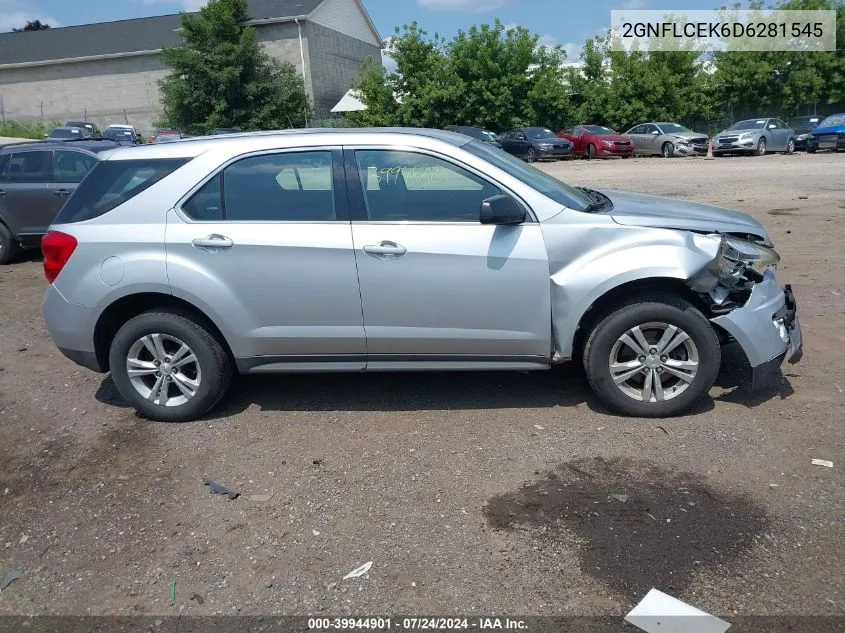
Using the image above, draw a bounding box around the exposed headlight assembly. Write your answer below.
[718,236,780,282]
[739,132,754,141]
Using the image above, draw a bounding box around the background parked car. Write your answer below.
[102,127,139,145]
[46,126,94,141]
[500,127,573,162]
[712,118,795,156]
[624,122,709,158]
[807,113,845,153]
[105,124,141,143]
[557,125,634,159]
[65,121,101,139]
[0,140,113,264]
[152,129,186,143]
[444,125,503,148]
[789,115,822,151]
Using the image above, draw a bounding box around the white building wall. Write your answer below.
[309,0,381,47]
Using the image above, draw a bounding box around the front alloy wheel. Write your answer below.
[756,138,767,156]
[785,139,795,154]
[526,147,537,163]
[583,295,720,417]
[609,323,699,403]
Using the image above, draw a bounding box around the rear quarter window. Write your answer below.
[54,158,190,224]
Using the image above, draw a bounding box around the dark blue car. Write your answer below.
[808,113,845,153]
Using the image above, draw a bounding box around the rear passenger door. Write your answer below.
[165,148,366,370]
[0,149,54,239]
[48,150,98,231]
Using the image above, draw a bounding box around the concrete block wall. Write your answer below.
[0,55,169,135]
[305,21,382,118]
[0,19,380,133]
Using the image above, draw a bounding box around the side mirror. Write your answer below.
[480,195,526,225]
[768,124,777,129]
[651,130,660,135]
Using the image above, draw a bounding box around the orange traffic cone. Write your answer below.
[705,138,715,160]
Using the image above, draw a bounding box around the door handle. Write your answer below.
[363,241,407,258]
[54,189,71,197]
[0,190,6,197]
[192,234,234,250]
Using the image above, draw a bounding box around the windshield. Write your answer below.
[525,128,557,140]
[818,114,845,128]
[584,126,617,135]
[50,128,83,139]
[659,123,693,135]
[729,119,767,131]
[464,140,592,211]
[104,130,134,141]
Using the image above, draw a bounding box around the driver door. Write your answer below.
[344,147,551,368]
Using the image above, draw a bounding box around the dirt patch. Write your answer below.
[768,208,798,215]
[484,457,770,599]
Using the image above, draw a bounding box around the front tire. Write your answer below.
[587,144,597,160]
[526,147,537,163]
[662,142,675,158]
[0,223,21,265]
[583,295,720,417]
[785,138,795,154]
[108,310,233,422]
[755,137,767,156]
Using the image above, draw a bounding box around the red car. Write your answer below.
[557,125,634,159]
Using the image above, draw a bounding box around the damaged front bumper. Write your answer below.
[711,269,803,389]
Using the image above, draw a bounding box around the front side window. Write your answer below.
[0,154,9,181]
[355,150,501,222]
[7,151,51,183]
[182,151,336,222]
[53,151,97,183]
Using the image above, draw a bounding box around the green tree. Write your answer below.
[346,20,572,131]
[13,20,51,32]
[712,0,845,119]
[158,0,310,134]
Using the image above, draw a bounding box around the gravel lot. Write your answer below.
[1,152,843,619]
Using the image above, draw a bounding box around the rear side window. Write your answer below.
[54,158,190,224]
[53,151,98,183]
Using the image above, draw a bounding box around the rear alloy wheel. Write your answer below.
[785,138,795,154]
[756,138,767,156]
[0,223,21,265]
[526,147,537,163]
[587,144,597,160]
[109,310,232,422]
[583,295,720,417]
[662,142,675,158]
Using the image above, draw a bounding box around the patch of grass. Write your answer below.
[0,121,58,140]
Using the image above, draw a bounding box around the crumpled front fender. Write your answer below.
[542,221,722,359]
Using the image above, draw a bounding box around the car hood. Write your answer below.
[597,188,771,244]
[811,124,845,136]
[717,128,762,136]
[666,131,707,140]
[592,134,630,143]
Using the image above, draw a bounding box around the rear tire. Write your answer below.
[582,295,720,418]
[662,142,675,158]
[0,223,21,265]
[108,310,233,422]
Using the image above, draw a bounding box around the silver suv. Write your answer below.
[42,129,802,422]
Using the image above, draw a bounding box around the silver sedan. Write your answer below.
[713,118,796,156]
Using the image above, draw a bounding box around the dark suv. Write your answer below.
[0,140,116,264]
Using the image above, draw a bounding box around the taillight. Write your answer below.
[41,231,78,283]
